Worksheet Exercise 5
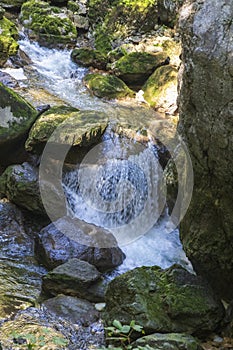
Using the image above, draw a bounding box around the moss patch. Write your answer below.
[71,47,107,69]
[20,0,77,46]
[0,17,19,67]
[84,73,135,99]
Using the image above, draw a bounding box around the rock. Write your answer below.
[71,47,107,70]
[103,264,224,336]
[42,258,102,301]
[36,215,125,271]
[25,105,108,155]
[0,17,19,67]
[0,162,45,215]
[43,295,99,326]
[0,0,27,11]
[108,51,169,87]
[0,70,19,88]
[0,82,38,164]
[19,0,77,47]
[131,333,202,350]
[0,200,46,320]
[142,65,178,109]
[0,6,5,19]
[178,0,233,301]
[158,0,184,28]
[84,73,135,100]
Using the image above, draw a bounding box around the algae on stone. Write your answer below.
[84,73,135,99]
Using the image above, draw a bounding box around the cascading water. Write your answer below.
[5,35,192,273]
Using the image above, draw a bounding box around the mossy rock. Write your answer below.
[84,73,135,100]
[131,333,202,350]
[142,65,178,107]
[0,17,19,67]
[0,0,28,11]
[0,83,38,162]
[71,47,107,70]
[0,6,5,19]
[25,105,108,154]
[104,264,224,336]
[19,0,77,47]
[108,51,169,86]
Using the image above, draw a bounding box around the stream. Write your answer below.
[1,36,192,274]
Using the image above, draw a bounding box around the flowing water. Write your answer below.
[8,37,192,273]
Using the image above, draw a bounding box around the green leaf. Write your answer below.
[120,325,131,334]
[132,324,143,332]
[129,320,135,327]
[112,319,123,330]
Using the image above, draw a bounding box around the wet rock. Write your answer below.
[0,16,19,67]
[104,264,224,336]
[84,73,135,100]
[43,295,99,326]
[19,0,77,47]
[108,51,169,87]
[0,162,45,215]
[131,333,202,350]
[36,215,125,271]
[158,0,184,28]
[142,65,178,109]
[71,47,107,70]
[42,258,102,301]
[0,83,38,165]
[178,0,233,301]
[25,105,108,155]
[0,200,46,320]
[0,70,18,88]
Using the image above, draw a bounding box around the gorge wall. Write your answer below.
[178,0,233,300]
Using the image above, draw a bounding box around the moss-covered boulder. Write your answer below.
[131,333,202,350]
[19,0,77,47]
[108,51,169,86]
[25,105,108,154]
[71,47,107,70]
[104,264,224,336]
[84,73,135,100]
[0,17,19,67]
[0,0,28,11]
[0,162,46,215]
[142,65,178,108]
[0,83,38,163]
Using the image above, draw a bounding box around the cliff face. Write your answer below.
[178,0,233,300]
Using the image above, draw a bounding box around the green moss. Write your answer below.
[142,65,177,107]
[0,17,19,66]
[71,47,107,69]
[84,73,135,99]
[67,0,80,13]
[20,0,77,46]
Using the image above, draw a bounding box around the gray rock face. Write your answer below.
[36,216,125,271]
[104,264,224,337]
[178,0,233,300]
[158,0,184,27]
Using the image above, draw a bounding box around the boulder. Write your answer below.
[103,264,224,336]
[84,73,135,100]
[131,333,202,350]
[142,65,178,109]
[42,258,102,301]
[71,47,107,70]
[25,105,108,155]
[0,200,46,320]
[43,295,99,326]
[108,52,169,87]
[36,215,125,271]
[0,83,38,165]
[0,162,45,215]
[158,0,184,28]
[0,17,19,67]
[19,0,77,47]
[178,0,233,300]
